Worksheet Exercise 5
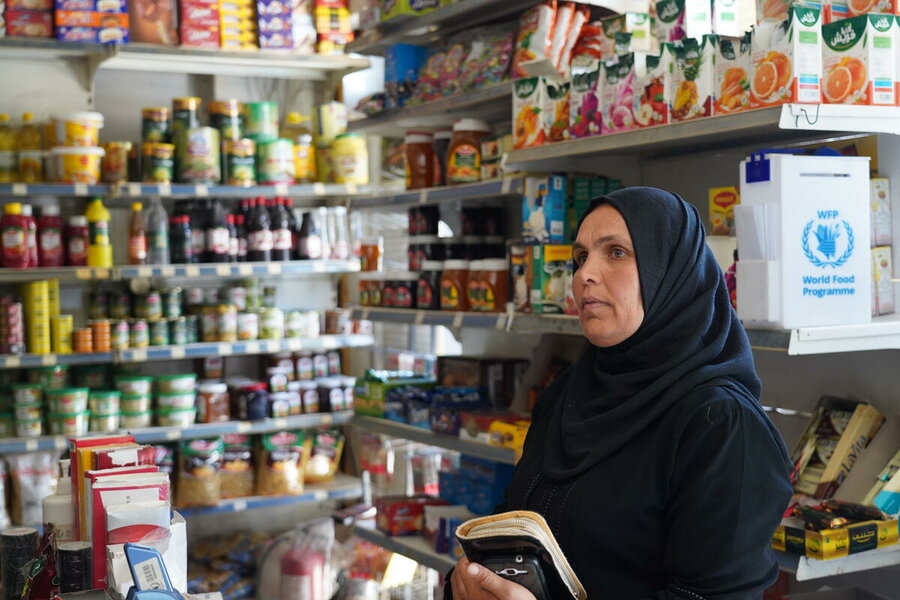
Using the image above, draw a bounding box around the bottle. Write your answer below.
[205,199,230,263]
[170,215,193,264]
[16,112,43,183]
[146,200,170,265]
[21,204,38,268]
[226,214,238,262]
[330,206,350,260]
[296,211,323,260]
[280,112,316,184]
[42,459,73,543]
[235,214,248,262]
[247,197,273,262]
[271,198,292,262]
[189,200,206,263]
[0,114,16,183]
[280,537,324,600]
[1,202,28,268]
[65,215,89,267]
[85,197,113,267]
[38,204,64,267]
[128,202,147,265]
[285,198,299,259]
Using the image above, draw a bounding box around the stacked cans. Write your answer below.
[0,298,24,355]
[21,281,51,354]
[50,314,74,354]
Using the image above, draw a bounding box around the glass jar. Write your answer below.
[197,382,230,423]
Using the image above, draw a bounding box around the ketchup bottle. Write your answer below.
[1,202,28,269]
[65,215,89,267]
[21,204,38,268]
[247,197,273,262]
[38,204,64,267]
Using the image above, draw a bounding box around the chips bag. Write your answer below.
[256,431,309,496]
[177,438,223,508]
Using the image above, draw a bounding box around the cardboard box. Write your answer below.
[523,175,567,244]
[128,0,177,43]
[55,0,125,10]
[713,0,756,37]
[530,244,575,314]
[633,43,675,127]
[180,23,219,47]
[750,6,822,107]
[822,15,896,106]
[871,246,893,315]
[569,59,602,139]
[54,10,128,26]
[354,372,435,417]
[8,0,50,9]
[513,78,546,150]
[714,34,752,114]
[56,24,129,42]
[772,517,898,560]
[437,357,528,408]
[672,35,716,121]
[181,2,220,26]
[542,78,570,143]
[870,178,891,247]
[6,10,53,37]
[709,186,740,235]
[601,53,637,133]
[510,243,533,313]
[835,415,900,511]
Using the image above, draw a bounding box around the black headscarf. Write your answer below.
[543,187,763,480]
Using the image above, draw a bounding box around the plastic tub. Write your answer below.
[120,411,152,429]
[115,376,153,396]
[156,407,197,427]
[156,392,196,410]
[51,147,105,184]
[121,394,152,413]
[89,390,121,415]
[15,418,42,437]
[52,111,104,146]
[13,402,41,421]
[90,412,120,432]
[27,365,68,390]
[156,374,197,394]
[45,387,89,414]
[48,411,90,435]
[73,365,107,389]
[11,384,42,404]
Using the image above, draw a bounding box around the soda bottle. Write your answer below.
[21,204,38,268]
[189,200,207,263]
[170,215,192,264]
[17,112,43,183]
[38,205,64,267]
[85,197,113,268]
[128,202,148,265]
[0,114,17,183]
[235,214,248,262]
[226,214,238,263]
[270,198,292,262]
[285,198,299,259]
[296,211,323,260]
[205,199,230,263]
[146,200,170,265]
[1,203,28,268]
[246,197,273,262]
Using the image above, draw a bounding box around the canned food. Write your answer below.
[89,390,120,414]
[101,141,131,184]
[129,319,149,348]
[141,143,175,184]
[285,311,304,338]
[204,287,220,305]
[172,97,201,148]
[142,107,170,143]
[223,139,256,186]
[120,411,152,429]
[16,418,42,437]
[73,328,93,353]
[135,292,162,321]
[256,139,295,185]
[50,314,73,354]
[179,127,220,184]
[201,307,218,342]
[209,99,242,142]
[169,317,187,346]
[89,290,108,320]
[186,287,204,307]
[89,319,111,352]
[245,279,262,310]
[163,288,182,319]
[237,312,259,341]
[260,307,284,339]
[217,304,238,342]
[115,375,153,396]
[226,286,247,311]
[12,384,42,404]
[150,319,169,346]
[111,320,129,350]
[109,291,131,320]
[185,315,199,344]
[242,101,278,142]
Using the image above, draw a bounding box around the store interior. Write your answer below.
[0,0,900,598]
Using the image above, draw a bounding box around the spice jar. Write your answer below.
[447,119,491,184]
[197,382,230,423]
[405,131,435,190]
[440,259,470,311]
[481,259,509,312]
[417,261,443,310]
[312,353,328,378]
[298,380,319,412]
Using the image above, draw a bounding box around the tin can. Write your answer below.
[179,127,220,184]
[245,279,262,310]
[142,107,171,143]
[186,287,204,307]
[111,320,129,350]
[285,311,304,338]
[141,143,175,184]
[185,315,199,344]
[163,288,182,319]
[256,139,295,185]
[73,328,93,353]
[101,141,132,183]
[129,319,149,348]
[47,279,60,317]
[50,314,73,354]
[332,133,369,185]
[135,291,162,321]
[150,319,169,346]
[209,99,243,142]
[171,97,201,149]
[242,101,279,142]
[260,307,284,339]
[217,304,238,342]
[201,306,218,342]
[169,317,187,346]
[109,290,131,320]
[223,139,256,186]
[89,289,108,320]
[238,311,259,341]
[226,286,247,311]
[204,287,220,305]
[89,319,111,352]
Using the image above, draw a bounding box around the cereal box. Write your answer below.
[530,245,574,315]
[672,35,716,121]
[872,246,894,316]
[822,14,896,106]
[871,178,892,247]
[713,0,756,37]
[569,58,603,139]
[542,79,571,143]
[512,78,545,150]
[709,186,740,235]
[5,10,53,37]
[523,175,567,245]
[749,6,822,107]
[714,33,752,114]
[602,53,637,133]
[633,43,676,127]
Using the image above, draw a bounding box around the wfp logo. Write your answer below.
[802,210,854,268]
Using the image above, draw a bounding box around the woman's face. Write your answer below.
[573,204,644,347]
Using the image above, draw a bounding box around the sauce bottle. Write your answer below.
[38,204,64,267]
[0,114,16,184]
[85,197,113,268]
[235,214,248,262]
[1,202,28,268]
[128,202,148,265]
[170,215,192,264]
[21,204,38,268]
[296,211,322,260]
[271,197,292,262]
[17,112,43,184]
[65,215,89,267]
[205,199,230,263]
[247,197,273,262]
[146,200,170,265]
[285,198,298,258]
[226,214,238,262]
[189,199,207,262]
[280,112,316,184]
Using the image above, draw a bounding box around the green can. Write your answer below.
[163,288,183,319]
[256,139,295,185]
[150,319,169,347]
[178,127,221,184]
[223,139,257,186]
[209,100,243,142]
[130,318,149,348]
[112,320,129,350]
[242,101,279,142]
[142,143,175,184]
[169,317,187,346]
[90,289,108,320]
[185,315,199,344]
[172,97,201,149]
[135,291,162,321]
[109,290,131,320]
[142,108,170,143]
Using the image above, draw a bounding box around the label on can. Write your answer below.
[238,312,259,340]
[130,320,149,348]
[150,319,169,346]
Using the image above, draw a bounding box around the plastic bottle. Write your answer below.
[189,200,207,263]
[0,114,17,183]
[329,206,350,260]
[235,214,248,262]
[42,459,73,543]
[280,537,324,600]
[226,214,239,262]
[146,200,170,265]
[170,215,192,264]
[247,197,273,262]
[280,112,316,184]
[38,204,64,267]
[271,198,292,262]
[17,112,43,183]
[65,215,89,267]
[128,202,147,265]
[296,211,323,260]
[86,197,113,267]
[1,202,28,268]
[206,199,230,263]
[21,204,38,268]
[285,198,299,259]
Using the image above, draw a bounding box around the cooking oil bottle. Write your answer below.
[280,112,316,184]
[0,114,16,183]
[17,112,43,183]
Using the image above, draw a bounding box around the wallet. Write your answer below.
[455,510,587,600]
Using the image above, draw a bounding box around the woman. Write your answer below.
[450,188,793,599]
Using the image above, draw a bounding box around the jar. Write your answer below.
[312,353,328,378]
[295,353,314,381]
[238,312,259,341]
[382,280,396,308]
[324,309,350,335]
[204,287,221,305]
[209,99,242,142]
[440,259,470,311]
[332,133,369,185]
[201,306,218,342]
[235,383,269,421]
[285,383,303,415]
[90,412,120,432]
[186,287,204,307]
[226,286,248,311]
[360,237,383,272]
[260,307,284,339]
[217,304,238,342]
[101,141,131,183]
[185,315,199,343]
[256,139,295,185]
[141,143,175,184]
[268,392,292,418]
[285,311,304,339]
[298,380,319,412]
[197,382,230,423]
[163,288,183,319]
[135,292,162,321]
[267,367,290,393]
[447,119,491,184]
[327,350,342,375]
[393,277,417,309]
[150,318,169,346]
[142,107,170,143]
[405,131,434,190]
[467,260,485,311]
[340,375,356,411]
[112,320,129,350]
[121,411,152,428]
[433,128,452,187]
[358,280,370,306]
[169,317,188,346]
[121,394,151,413]
[317,377,345,412]
[367,280,383,307]
[130,318,149,348]
[89,390,120,415]
[481,258,509,312]
[417,261,443,310]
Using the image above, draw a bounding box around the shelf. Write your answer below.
[352,415,517,464]
[352,524,457,573]
[781,314,900,356]
[116,334,375,363]
[0,182,372,200]
[0,411,353,454]
[177,474,362,516]
[348,83,513,137]
[347,177,525,209]
[776,546,900,581]
[507,105,900,165]
[0,267,114,283]
[0,352,114,369]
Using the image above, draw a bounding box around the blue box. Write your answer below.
[56,25,129,43]
[384,43,427,108]
[55,0,126,12]
[523,174,568,244]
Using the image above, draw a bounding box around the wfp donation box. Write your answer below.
[736,152,871,329]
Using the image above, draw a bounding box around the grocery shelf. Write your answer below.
[117,260,360,279]
[352,415,517,464]
[0,266,114,283]
[107,181,375,200]
[347,83,513,137]
[0,411,352,454]
[0,183,110,198]
[347,177,525,209]
[352,524,457,573]
[177,474,363,517]
[116,334,375,363]
[507,105,900,165]
[781,314,900,356]
[0,352,114,369]
[776,546,900,581]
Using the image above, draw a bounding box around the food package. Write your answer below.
[106,514,188,599]
[220,433,254,499]
[714,33,752,115]
[303,428,344,484]
[256,431,308,496]
[872,246,893,317]
[5,10,53,37]
[523,174,567,244]
[414,49,446,102]
[510,243,534,313]
[822,14,897,107]
[530,244,575,315]
[375,495,448,536]
[549,2,574,70]
[633,44,675,128]
[7,451,57,525]
[870,178,892,247]
[9,0,50,8]
[181,0,221,48]
[176,438,223,508]
[601,53,637,134]
[55,0,126,10]
[513,77,547,149]
[560,5,590,68]
[128,0,178,44]
[671,35,716,121]
[749,6,822,107]
[381,0,439,21]
[512,1,557,79]
[439,32,472,97]
[437,357,529,408]
[385,43,427,108]
[542,77,571,142]
[708,186,740,235]
[458,25,516,92]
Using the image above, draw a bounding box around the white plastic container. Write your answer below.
[51,147,105,184]
[42,459,74,543]
[52,112,104,147]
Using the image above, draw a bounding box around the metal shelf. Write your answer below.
[776,546,900,581]
[178,474,362,517]
[0,183,110,198]
[0,182,371,200]
[347,177,524,209]
[352,524,457,573]
[0,267,114,283]
[0,352,114,369]
[348,83,513,137]
[0,411,353,454]
[352,415,517,464]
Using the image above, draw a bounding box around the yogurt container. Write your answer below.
[90,412,120,433]
[156,392,196,410]
[45,388,89,414]
[51,147,105,184]
[156,407,197,427]
[156,374,197,394]
[27,365,68,390]
[14,402,42,421]
[73,365,107,389]
[11,384,42,404]
[120,411,152,429]
[53,112,104,147]
[121,394,152,413]
[15,418,43,437]
[89,390,121,415]
[115,376,153,396]
[48,411,90,436]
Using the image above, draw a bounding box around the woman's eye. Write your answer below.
[611,247,627,259]
[576,253,587,265]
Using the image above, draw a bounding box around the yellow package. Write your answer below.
[708,186,740,236]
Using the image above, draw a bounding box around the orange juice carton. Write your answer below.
[601,53,638,133]
[847,0,897,18]
[715,33,752,113]
[542,78,571,143]
[672,35,717,121]
[632,43,676,127]
[655,0,713,44]
[569,58,603,138]
[512,78,546,149]
[750,6,822,107]
[713,0,756,37]
[822,14,896,106]
[709,186,741,235]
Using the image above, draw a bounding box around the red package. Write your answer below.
[6,10,54,37]
[55,10,130,27]
[549,2,574,70]
[92,445,156,470]
[180,24,220,47]
[7,0,52,9]
[180,2,220,26]
[375,495,447,536]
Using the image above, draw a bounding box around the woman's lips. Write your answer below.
[581,296,610,310]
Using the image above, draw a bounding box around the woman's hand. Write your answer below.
[450,558,537,600]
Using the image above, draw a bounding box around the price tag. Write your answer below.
[41,354,57,366]
[54,437,67,450]
[274,418,288,428]
[128,183,142,197]
[186,266,200,277]
[232,500,247,512]
[195,184,209,197]
[158,183,171,197]
[314,490,328,501]
[267,263,282,275]
[345,183,358,195]
[237,422,252,433]
[501,178,512,194]
[287,339,302,351]
[97,268,110,280]
[12,184,27,196]
[130,349,147,362]
[216,264,231,276]
[76,268,92,280]
[418,190,429,204]
[25,440,39,452]
[137,266,152,278]
[245,341,261,355]
[452,312,464,328]
[321,415,333,425]
[313,183,326,196]
[414,311,425,325]
[218,343,234,356]
[170,347,185,359]
[74,183,89,196]
[4,356,21,368]
[274,183,289,195]
[161,266,175,277]
[165,430,181,440]
[239,264,253,276]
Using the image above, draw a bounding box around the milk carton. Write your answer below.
[672,35,716,121]
[715,33,752,113]
[633,43,676,126]
[713,0,757,37]
[543,79,571,143]
[655,0,713,42]
[749,6,822,107]
[570,58,603,138]
[513,78,546,150]
[822,14,896,106]
[602,54,637,133]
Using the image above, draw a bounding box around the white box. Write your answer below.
[737,152,871,328]
[106,513,187,600]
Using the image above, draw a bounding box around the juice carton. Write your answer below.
[709,186,740,235]
[822,14,896,106]
[714,33,752,113]
[872,246,894,316]
[823,0,850,24]
[569,58,603,138]
[633,43,676,126]
[626,12,656,52]
[523,175,567,245]
[530,245,574,315]
[512,78,546,150]
[713,0,757,37]
[672,35,716,121]
[847,0,897,18]
[655,0,713,44]
[601,54,637,133]
[749,6,822,107]
[871,177,892,247]
[601,14,626,58]
[542,78,571,143]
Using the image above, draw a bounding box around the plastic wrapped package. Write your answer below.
[414,49,446,103]
[6,451,57,525]
[439,32,473,97]
[257,520,339,600]
[220,434,254,499]
[303,428,344,484]
[256,431,308,496]
[512,1,557,78]
[176,439,222,508]
[458,26,516,92]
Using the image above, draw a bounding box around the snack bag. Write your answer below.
[303,428,345,484]
[177,438,223,508]
[459,26,516,91]
[440,33,472,97]
[714,33,752,114]
[672,35,716,121]
[549,2,575,70]
[601,54,637,133]
[220,433,254,499]
[570,57,603,138]
[560,6,591,69]
[512,1,557,79]
[822,14,896,106]
[416,50,446,102]
[633,43,676,127]
[256,431,308,496]
[513,77,547,149]
[571,21,604,62]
